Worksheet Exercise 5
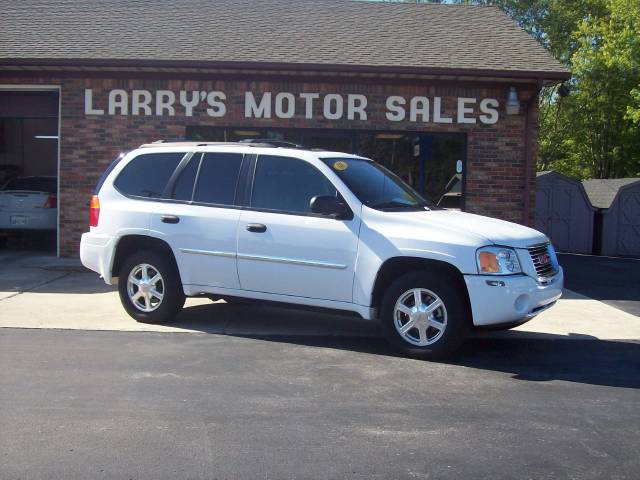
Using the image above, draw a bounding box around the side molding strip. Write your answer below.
[180,248,347,270]
[237,253,347,270]
[179,248,236,258]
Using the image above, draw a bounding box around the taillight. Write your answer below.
[89,195,100,227]
[43,195,57,209]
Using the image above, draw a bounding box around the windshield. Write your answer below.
[321,157,431,211]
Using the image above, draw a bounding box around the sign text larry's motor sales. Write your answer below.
[84,89,501,124]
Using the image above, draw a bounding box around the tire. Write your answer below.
[380,271,469,359]
[118,250,185,324]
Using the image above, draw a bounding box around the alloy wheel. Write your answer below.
[127,263,165,312]
[393,288,447,346]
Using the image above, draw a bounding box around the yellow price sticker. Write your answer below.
[333,161,348,171]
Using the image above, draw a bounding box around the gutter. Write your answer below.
[0,58,572,82]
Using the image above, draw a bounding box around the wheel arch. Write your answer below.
[371,256,472,320]
[111,234,179,281]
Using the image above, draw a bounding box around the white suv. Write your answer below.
[80,141,563,357]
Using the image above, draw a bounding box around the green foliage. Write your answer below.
[563,0,640,178]
[486,0,639,178]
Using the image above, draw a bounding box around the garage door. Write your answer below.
[0,89,59,252]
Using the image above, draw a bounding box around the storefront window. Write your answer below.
[185,126,466,210]
[356,133,417,186]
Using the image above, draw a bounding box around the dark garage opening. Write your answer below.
[0,90,59,253]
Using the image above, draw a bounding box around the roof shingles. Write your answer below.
[582,178,640,209]
[0,0,569,77]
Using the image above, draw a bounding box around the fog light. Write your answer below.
[514,294,529,314]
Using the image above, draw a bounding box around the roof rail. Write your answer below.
[238,139,307,149]
[137,139,312,149]
[138,141,239,148]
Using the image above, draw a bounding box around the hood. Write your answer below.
[376,209,548,249]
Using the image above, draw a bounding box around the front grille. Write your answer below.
[528,242,558,280]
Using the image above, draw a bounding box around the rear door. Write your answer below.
[150,151,245,288]
[236,154,360,302]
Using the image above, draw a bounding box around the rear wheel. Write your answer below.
[118,250,185,323]
[380,271,468,359]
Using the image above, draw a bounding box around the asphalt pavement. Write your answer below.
[1,328,639,480]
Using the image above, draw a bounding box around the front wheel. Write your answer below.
[380,271,469,359]
[118,250,185,324]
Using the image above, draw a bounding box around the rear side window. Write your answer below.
[193,152,244,206]
[114,152,186,198]
[251,155,337,214]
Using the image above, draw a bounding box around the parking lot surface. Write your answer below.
[1,328,639,480]
[1,251,639,479]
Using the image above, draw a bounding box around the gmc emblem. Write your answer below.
[538,253,551,265]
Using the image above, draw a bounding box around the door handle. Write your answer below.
[160,215,180,224]
[246,223,267,233]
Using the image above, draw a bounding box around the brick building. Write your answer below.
[0,0,569,256]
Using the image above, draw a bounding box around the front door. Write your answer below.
[236,154,360,302]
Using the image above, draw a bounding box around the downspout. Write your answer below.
[521,78,544,226]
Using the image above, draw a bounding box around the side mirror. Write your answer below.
[310,195,352,219]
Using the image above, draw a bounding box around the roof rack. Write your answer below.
[138,139,311,149]
[237,139,307,149]
[139,141,237,148]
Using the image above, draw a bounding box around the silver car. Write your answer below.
[0,176,57,231]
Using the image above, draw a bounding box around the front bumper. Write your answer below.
[463,267,563,327]
[80,232,116,285]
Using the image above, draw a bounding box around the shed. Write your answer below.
[585,179,640,257]
[535,171,595,253]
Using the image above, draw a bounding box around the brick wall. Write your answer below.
[0,74,539,256]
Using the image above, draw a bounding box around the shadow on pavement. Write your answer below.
[174,301,383,337]
[228,332,640,390]
[168,302,640,391]
[0,232,56,253]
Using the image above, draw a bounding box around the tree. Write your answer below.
[468,0,639,178]
[567,0,640,177]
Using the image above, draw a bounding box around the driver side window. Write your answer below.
[251,155,337,214]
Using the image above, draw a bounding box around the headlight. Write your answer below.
[477,246,522,275]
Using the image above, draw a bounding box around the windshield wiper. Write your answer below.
[369,201,428,210]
